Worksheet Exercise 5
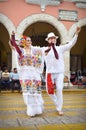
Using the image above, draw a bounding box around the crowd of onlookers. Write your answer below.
[70,71,86,87]
[0,65,86,92]
[0,66,21,92]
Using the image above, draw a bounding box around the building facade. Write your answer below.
[0,0,86,78]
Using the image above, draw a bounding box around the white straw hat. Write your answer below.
[45,32,58,41]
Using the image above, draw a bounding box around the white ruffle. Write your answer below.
[22,92,44,116]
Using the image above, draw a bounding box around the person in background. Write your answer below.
[43,27,81,116]
[1,63,7,71]
[1,68,10,90]
[70,72,77,85]
[81,74,86,87]
[11,68,21,92]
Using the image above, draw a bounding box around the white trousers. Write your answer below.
[46,73,64,111]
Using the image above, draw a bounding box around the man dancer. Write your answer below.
[44,27,81,115]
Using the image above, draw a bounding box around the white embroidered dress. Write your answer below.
[16,46,44,116]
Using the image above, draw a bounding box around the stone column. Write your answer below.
[64,51,73,87]
[64,51,70,78]
[12,50,17,69]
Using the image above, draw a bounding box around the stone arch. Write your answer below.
[0,13,16,35]
[69,18,86,76]
[69,18,86,38]
[17,13,71,78]
[17,13,68,44]
[0,13,16,69]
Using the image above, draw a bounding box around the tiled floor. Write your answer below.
[0,90,86,130]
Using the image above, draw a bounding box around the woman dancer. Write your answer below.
[9,32,44,117]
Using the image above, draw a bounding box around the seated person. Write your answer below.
[11,68,21,92]
[82,75,86,86]
[1,68,10,90]
[70,72,77,85]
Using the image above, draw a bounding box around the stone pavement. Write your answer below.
[0,89,86,130]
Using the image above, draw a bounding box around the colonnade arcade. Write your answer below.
[0,13,86,78]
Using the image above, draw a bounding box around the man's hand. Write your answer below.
[12,31,15,35]
[75,27,81,35]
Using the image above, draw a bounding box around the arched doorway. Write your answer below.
[17,14,70,76]
[70,25,86,76]
[0,13,16,70]
[0,23,11,71]
[17,14,67,44]
[23,22,61,47]
[23,21,61,72]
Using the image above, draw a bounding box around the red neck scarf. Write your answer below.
[45,43,59,59]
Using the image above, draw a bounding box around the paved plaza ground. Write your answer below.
[0,89,86,130]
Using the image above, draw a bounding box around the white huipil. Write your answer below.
[15,46,44,116]
[43,34,78,111]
